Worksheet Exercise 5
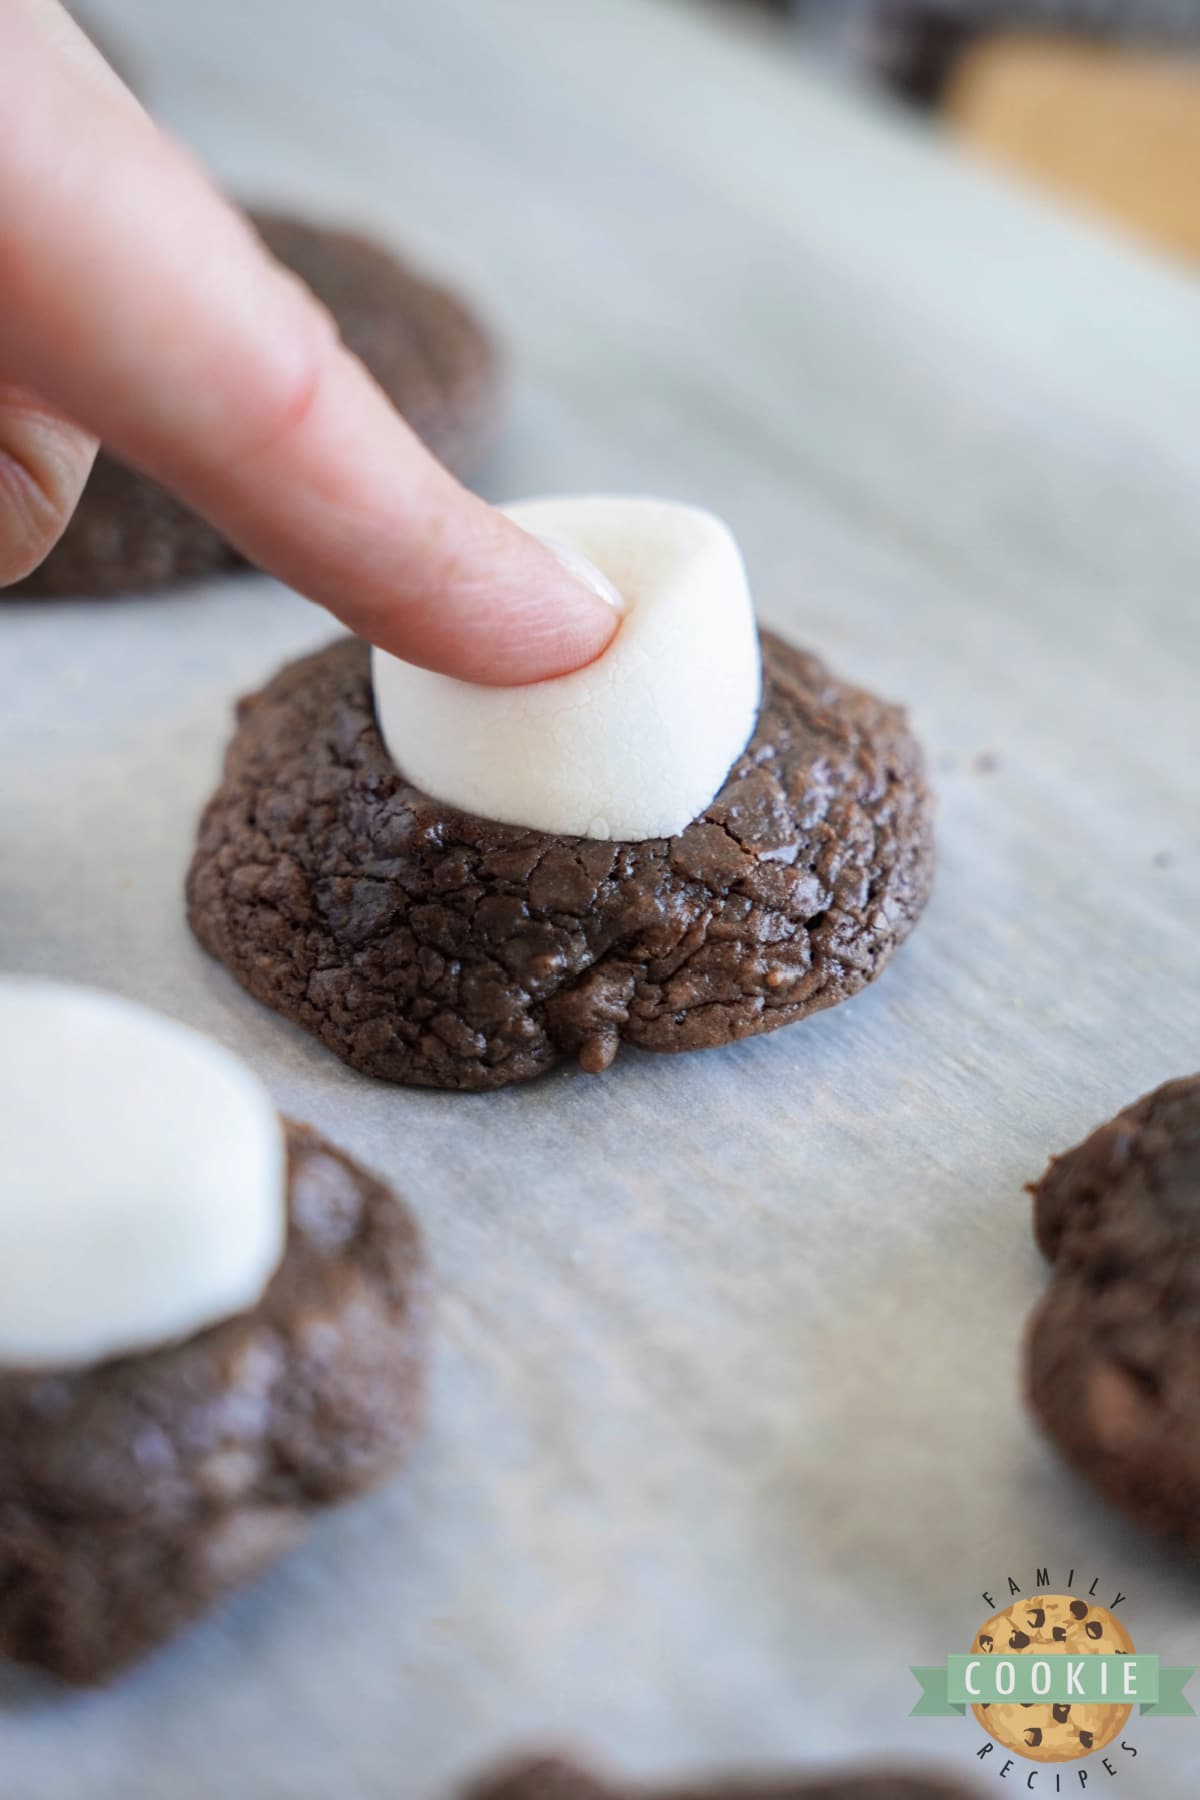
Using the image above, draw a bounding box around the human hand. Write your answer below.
[0,0,618,684]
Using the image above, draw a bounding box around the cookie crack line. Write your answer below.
[186,631,934,1091]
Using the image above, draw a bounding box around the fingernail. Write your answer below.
[537,534,627,614]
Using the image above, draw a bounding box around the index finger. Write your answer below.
[0,0,617,685]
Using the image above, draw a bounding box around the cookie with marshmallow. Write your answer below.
[0,981,429,1684]
[374,498,762,841]
[188,496,934,1091]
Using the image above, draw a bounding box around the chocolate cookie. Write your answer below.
[462,1754,979,1800]
[0,1120,429,1684]
[186,631,934,1092]
[10,211,500,598]
[1027,1075,1200,1558]
[969,1594,1132,1761]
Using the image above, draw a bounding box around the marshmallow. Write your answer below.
[372,496,762,840]
[0,980,286,1369]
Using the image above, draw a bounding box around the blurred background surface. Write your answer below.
[726,0,1200,268]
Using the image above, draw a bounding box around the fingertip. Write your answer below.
[336,493,623,687]
[535,534,627,617]
[433,515,623,687]
[539,590,622,681]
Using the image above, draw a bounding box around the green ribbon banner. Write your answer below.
[911,1658,1196,1718]
[1141,1666,1198,1718]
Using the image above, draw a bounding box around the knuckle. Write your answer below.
[221,281,341,470]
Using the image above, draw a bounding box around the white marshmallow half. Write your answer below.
[372,496,762,840]
[0,980,286,1370]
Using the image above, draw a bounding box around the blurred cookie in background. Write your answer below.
[1027,1074,1200,1566]
[845,2,1200,263]
[462,1753,982,1799]
[11,212,503,599]
[944,30,1200,263]
[848,2,1200,101]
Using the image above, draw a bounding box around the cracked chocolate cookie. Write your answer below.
[0,1120,429,1684]
[1027,1075,1200,1560]
[10,211,500,599]
[186,630,934,1092]
[462,1754,980,1800]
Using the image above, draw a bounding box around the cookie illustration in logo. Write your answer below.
[970,1594,1134,1763]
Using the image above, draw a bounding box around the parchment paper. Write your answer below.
[1,1,1198,1794]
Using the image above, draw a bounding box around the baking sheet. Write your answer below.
[2,1,1199,1794]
